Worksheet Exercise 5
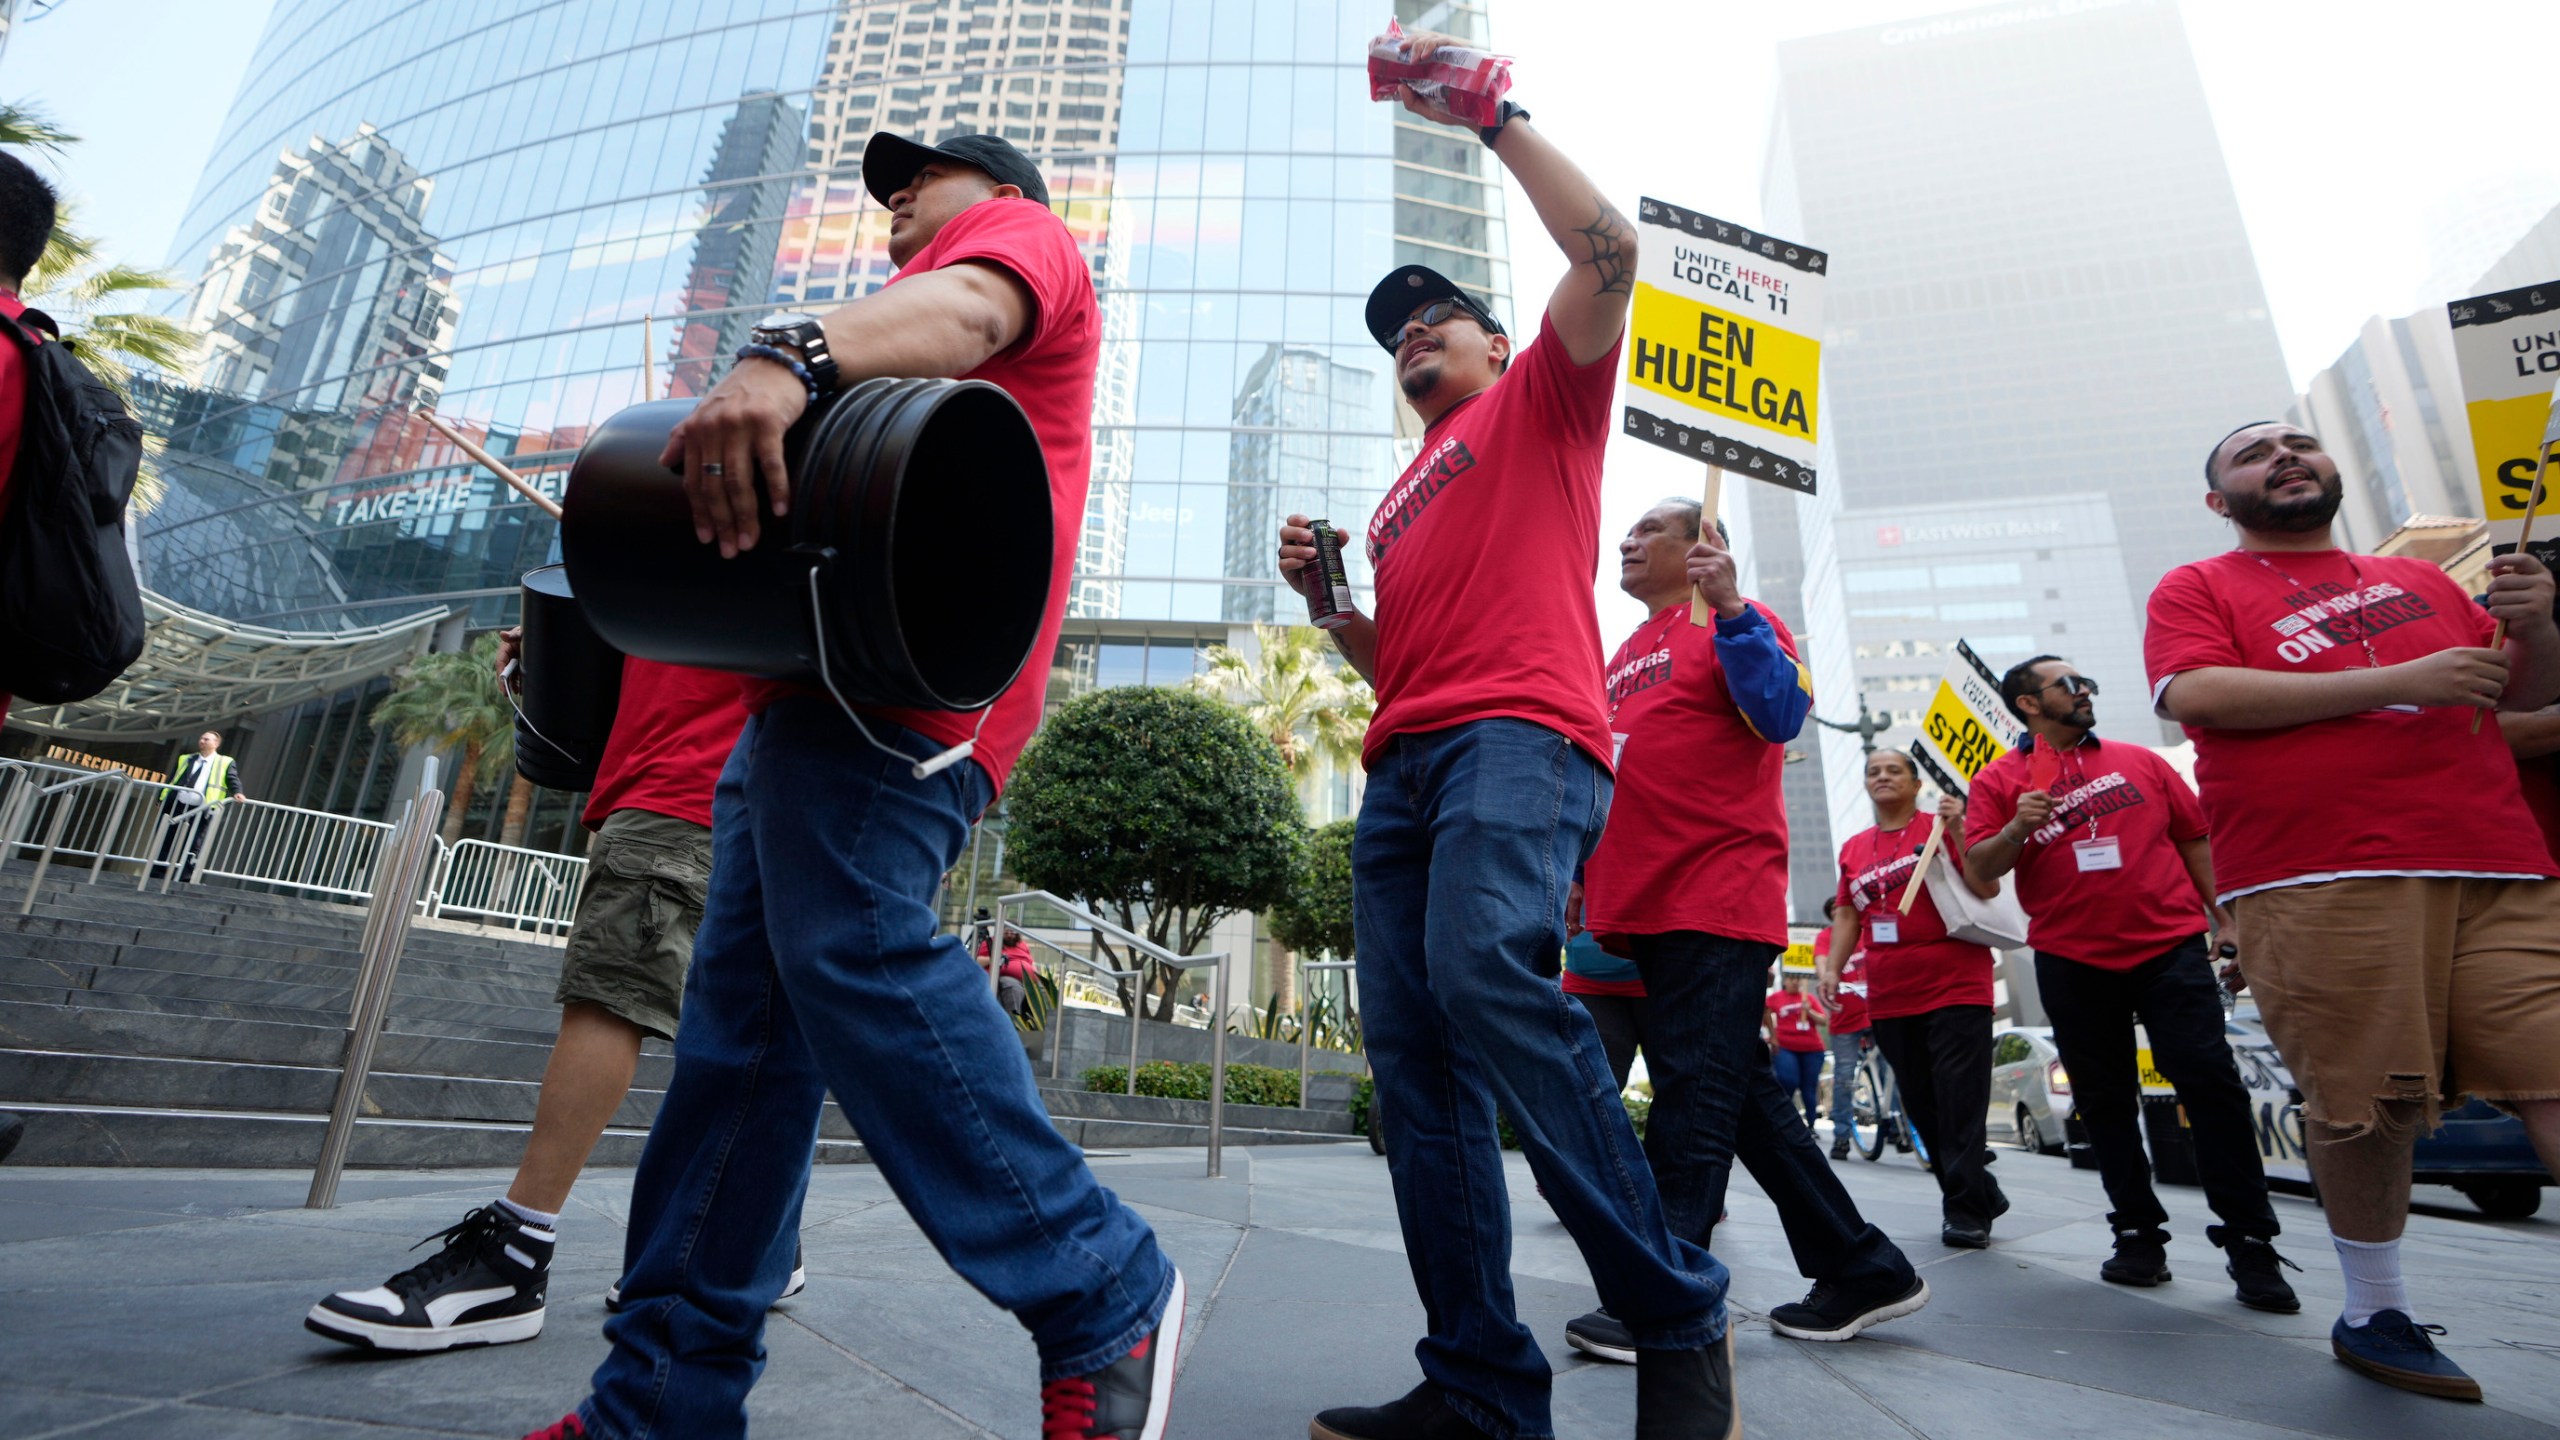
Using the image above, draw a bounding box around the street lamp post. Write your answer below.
[1811,691,1892,755]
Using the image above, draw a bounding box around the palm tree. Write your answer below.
[370,635,516,846]
[1193,623,1373,1012]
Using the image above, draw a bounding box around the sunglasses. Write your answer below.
[2037,675,2099,698]
[1399,298,1482,336]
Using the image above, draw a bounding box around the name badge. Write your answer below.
[1869,918,1900,945]
[1611,732,1629,766]
[2073,836,2123,872]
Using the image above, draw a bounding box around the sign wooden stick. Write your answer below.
[420,411,564,521]
[641,313,657,404]
[1689,467,1726,627]
[1897,817,1946,915]
[2472,428,2556,734]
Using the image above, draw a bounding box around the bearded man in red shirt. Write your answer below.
[2149,420,2560,1403]
[1277,37,1735,1440]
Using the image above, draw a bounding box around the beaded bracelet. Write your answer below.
[735,343,823,404]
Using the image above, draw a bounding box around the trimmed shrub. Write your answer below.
[1082,1060,1301,1108]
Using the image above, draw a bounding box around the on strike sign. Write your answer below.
[2448,280,2560,558]
[1621,197,1826,494]
[1911,640,2022,799]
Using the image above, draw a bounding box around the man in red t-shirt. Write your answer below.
[1278,43,1733,1440]
[1962,654,2297,1311]
[2148,420,2560,1402]
[1563,499,1920,1357]
[510,135,1180,1440]
[1820,750,2005,1248]
[0,152,59,732]
[308,655,755,1356]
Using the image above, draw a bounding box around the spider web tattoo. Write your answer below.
[1574,198,1634,298]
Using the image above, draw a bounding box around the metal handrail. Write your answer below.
[990,889,1234,1179]
[1296,959,1361,1111]
[974,920,1147,1085]
[15,770,120,914]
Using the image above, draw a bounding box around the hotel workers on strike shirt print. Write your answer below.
[1833,813,1994,1019]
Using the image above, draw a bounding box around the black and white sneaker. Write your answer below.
[1564,1308,1637,1364]
[604,1243,807,1312]
[1768,1272,1930,1341]
[305,1204,550,1352]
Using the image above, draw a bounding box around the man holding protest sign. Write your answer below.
[1960,654,2298,1311]
[1820,750,2004,1249]
[2149,420,2560,1401]
[1559,497,1924,1357]
[1278,36,1737,1440]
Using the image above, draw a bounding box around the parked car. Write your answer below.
[2226,1013,2548,1219]
[1987,1026,2073,1155]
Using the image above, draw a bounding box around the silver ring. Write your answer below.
[700,462,725,476]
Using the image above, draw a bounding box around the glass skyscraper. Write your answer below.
[120,0,1507,847]
[1745,0,2295,905]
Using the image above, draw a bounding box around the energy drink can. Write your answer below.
[1304,519,1356,630]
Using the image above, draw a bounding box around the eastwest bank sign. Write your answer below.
[1874,0,2141,47]
[1873,518,2065,549]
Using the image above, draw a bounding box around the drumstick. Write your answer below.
[2471,387,2560,733]
[422,411,565,521]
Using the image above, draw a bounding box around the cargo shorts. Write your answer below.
[556,807,713,1041]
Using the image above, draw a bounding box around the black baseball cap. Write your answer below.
[1364,263,1506,353]
[863,130,1051,207]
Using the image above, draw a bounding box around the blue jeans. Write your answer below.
[1772,1046,1822,1128]
[580,700,1173,1440]
[1826,1031,1866,1136]
[1622,932,1909,1296]
[1356,719,1726,1440]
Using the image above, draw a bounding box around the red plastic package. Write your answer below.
[1367,18,1514,128]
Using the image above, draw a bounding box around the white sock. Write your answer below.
[497,1196,560,1232]
[2333,1236,2409,1327]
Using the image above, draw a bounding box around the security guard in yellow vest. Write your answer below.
[154,730,243,880]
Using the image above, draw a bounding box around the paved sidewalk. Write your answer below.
[2,1140,2556,1439]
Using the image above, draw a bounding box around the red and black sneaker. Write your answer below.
[521,1414,585,1440]
[1041,1268,1186,1440]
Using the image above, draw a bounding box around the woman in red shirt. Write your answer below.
[1820,749,2006,1249]
[1763,975,1827,1129]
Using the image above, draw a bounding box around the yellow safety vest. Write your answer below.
[164,754,235,808]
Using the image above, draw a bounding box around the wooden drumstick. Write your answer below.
[421,411,565,521]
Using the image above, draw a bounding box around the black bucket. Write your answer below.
[560,380,1053,711]
[514,564,625,792]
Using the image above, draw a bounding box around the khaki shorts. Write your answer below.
[556,808,713,1041]
[2231,875,2560,1138]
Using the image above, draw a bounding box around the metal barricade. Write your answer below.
[990,890,1231,1179]
[186,797,396,903]
[427,838,587,935]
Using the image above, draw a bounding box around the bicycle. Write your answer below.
[1849,1047,1927,1167]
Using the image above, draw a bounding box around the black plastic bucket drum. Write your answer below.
[560,380,1053,711]
[514,564,625,792]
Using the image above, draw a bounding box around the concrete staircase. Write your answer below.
[0,865,1355,1168]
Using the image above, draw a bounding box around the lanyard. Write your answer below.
[2246,549,2382,670]
[1860,819,1922,906]
[2055,738,2100,844]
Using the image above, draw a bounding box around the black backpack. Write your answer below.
[0,307,147,704]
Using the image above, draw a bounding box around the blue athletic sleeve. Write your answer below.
[1713,605,1813,743]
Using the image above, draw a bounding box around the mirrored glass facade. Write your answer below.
[142,0,1509,831]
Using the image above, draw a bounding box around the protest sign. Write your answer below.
[1623,197,1825,495]
[2446,282,2560,561]
[1900,640,2023,913]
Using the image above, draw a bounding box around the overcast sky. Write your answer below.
[9,0,2559,638]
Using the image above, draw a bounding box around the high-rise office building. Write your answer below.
[26,0,1504,891]
[1753,0,2295,857]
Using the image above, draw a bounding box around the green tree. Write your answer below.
[1007,687,1304,1021]
[1192,622,1372,783]
[370,635,515,846]
[1265,816,1357,1022]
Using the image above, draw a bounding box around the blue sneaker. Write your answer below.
[2330,1310,2482,1401]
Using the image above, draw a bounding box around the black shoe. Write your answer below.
[305,1204,551,1352]
[1829,1136,1851,1161]
[2332,1310,2482,1401]
[1941,1222,1989,1250]
[1768,1272,1930,1341]
[2100,1228,2171,1286]
[606,1242,806,1311]
[1311,1380,1492,1440]
[1636,1325,1740,1440]
[1044,1267,1185,1439]
[2222,1237,2301,1313]
[1564,1307,1636,1364]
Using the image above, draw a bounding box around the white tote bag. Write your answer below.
[1922,855,2031,950]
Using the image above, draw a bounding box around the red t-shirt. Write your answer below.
[1827,949,1871,1034]
[1766,990,1824,1052]
[2520,755,2560,867]
[1832,813,1996,1020]
[2144,549,2557,898]
[582,657,747,830]
[743,198,1097,800]
[1965,735,2210,970]
[1583,600,1796,951]
[1361,317,1621,771]
[0,292,32,729]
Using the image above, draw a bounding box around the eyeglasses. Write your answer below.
[2037,675,2099,699]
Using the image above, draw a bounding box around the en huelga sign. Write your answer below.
[1621,197,1826,495]
[2447,280,2560,560]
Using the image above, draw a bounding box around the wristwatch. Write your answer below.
[748,311,839,393]
[1480,100,1529,149]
